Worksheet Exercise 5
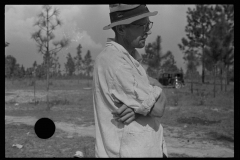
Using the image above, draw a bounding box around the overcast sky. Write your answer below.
[5,5,200,73]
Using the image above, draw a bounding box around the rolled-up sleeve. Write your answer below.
[109,63,162,116]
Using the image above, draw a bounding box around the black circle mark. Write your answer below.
[34,117,56,139]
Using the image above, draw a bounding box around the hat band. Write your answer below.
[110,4,149,24]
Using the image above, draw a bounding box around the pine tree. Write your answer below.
[20,65,25,78]
[31,5,70,110]
[142,35,175,79]
[161,51,179,73]
[83,50,93,87]
[179,35,200,93]
[5,55,17,79]
[204,5,234,93]
[74,44,83,83]
[65,53,75,76]
[204,25,223,98]
[184,5,214,84]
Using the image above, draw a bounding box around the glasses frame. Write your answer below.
[130,21,153,32]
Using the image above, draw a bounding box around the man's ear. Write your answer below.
[116,25,125,36]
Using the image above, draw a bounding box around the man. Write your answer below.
[93,4,168,157]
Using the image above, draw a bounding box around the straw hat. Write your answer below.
[103,4,158,30]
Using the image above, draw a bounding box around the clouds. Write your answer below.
[59,29,103,59]
[5,5,104,68]
[51,5,103,50]
[5,6,37,42]
[57,5,85,24]
[5,5,198,73]
[78,30,103,50]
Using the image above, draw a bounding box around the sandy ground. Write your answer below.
[5,115,234,157]
[5,90,234,157]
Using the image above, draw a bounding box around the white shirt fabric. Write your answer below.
[93,38,168,157]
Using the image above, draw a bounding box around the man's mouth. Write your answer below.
[141,36,147,41]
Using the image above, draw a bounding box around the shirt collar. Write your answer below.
[106,38,128,54]
[106,38,141,67]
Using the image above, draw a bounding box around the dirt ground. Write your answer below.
[5,87,234,157]
[5,115,234,158]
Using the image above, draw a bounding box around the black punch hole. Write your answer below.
[34,117,56,139]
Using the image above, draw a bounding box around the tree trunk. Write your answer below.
[225,66,227,92]
[46,53,50,110]
[191,71,193,94]
[87,74,90,87]
[226,65,230,85]
[202,60,205,84]
[11,76,14,85]
[34,77,36,105]
[46,10,50,111]
[201,43,205,84]
[213,65,216,98]
[220,67,223,91]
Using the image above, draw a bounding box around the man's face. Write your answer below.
[123,17,151,49]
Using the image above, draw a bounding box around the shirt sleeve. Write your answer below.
[109,62,162,116]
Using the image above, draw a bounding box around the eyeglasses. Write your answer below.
[130,21,153,32]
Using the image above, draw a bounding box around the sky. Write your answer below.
[5,5,200,73]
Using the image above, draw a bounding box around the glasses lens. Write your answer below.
[147,22,153,31]
[145,22,153,32]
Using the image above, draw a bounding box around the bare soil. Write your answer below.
[5,115,234,158]
[5,82,234,158]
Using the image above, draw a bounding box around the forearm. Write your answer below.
[148,88,167,118]
[111,68,164,117]
[148,76,166,117]
[134,85,162,116]
[136,76,165,117]
[148,76,163,88]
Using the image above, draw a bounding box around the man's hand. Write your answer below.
[112,104,137,124]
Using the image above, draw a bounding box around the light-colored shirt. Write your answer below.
[93,38,168,157]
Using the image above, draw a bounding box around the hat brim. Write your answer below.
[103,11,158,30]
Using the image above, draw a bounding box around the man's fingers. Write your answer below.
[119,111,135,123]
[124,116,135,124]
[112,104,136,125]
[120,108,133,117]
[112,104,128,115]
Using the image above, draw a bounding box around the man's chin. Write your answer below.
[136,44,145,49]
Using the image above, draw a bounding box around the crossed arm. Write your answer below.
[112,76,167,124]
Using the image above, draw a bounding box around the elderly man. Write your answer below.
[93,4,168,157]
